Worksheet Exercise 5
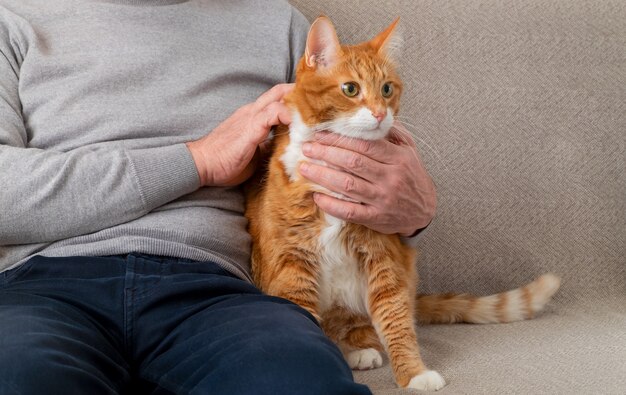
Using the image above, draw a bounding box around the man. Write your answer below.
[0,0,436,393]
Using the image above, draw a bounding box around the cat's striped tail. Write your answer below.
[415,273,561,324]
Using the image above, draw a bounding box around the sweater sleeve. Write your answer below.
[400,225,429,248]
[0,16,200,245]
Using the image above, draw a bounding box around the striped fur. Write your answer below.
[415,274,561,324]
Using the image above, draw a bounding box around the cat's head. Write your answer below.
[287,16,402,141]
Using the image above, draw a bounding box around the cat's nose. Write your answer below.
[372,110,386,123]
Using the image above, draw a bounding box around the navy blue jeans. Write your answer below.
[0,254,372,395]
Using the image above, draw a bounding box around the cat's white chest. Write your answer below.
[282,110,369,314]
[317,215,369,315]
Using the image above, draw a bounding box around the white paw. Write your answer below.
[346,348,383,370]
[406,370,446,391]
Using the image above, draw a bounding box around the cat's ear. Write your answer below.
[305,16,342,70]
[369,17,402,57]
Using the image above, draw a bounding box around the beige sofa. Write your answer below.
[288,1,626,393]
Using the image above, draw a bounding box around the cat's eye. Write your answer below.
[381,83,393,98]
[341,82,359,97]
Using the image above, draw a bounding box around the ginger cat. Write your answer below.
[245,16,561,391]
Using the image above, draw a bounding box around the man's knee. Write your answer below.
[246,334,369,394]
[202,301,372,395]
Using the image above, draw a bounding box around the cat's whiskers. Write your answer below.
[392,119,448,172]
[392,118,433,145]
[315,131,348,152]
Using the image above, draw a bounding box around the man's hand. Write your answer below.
[186,84,294,187]
[298,122,437,236]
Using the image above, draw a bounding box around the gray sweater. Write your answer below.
[0,0,309,280]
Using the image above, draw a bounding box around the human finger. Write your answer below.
[253,83,295,111]
[313,132,398,164]
[299,162,379,204]
[251,102,292,143]
[301,142,384,182]
[312,192,378,225]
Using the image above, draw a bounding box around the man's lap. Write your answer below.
[0,254,371,395]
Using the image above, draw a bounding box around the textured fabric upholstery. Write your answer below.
[288,1,626,393]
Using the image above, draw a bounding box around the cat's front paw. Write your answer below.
[406,370,446,391]
[346,348,383,370]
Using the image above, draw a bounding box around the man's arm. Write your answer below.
[0,22,200,245]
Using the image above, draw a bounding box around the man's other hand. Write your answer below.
[298,122,437,236]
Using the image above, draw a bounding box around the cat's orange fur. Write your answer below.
[245,16,561,390]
